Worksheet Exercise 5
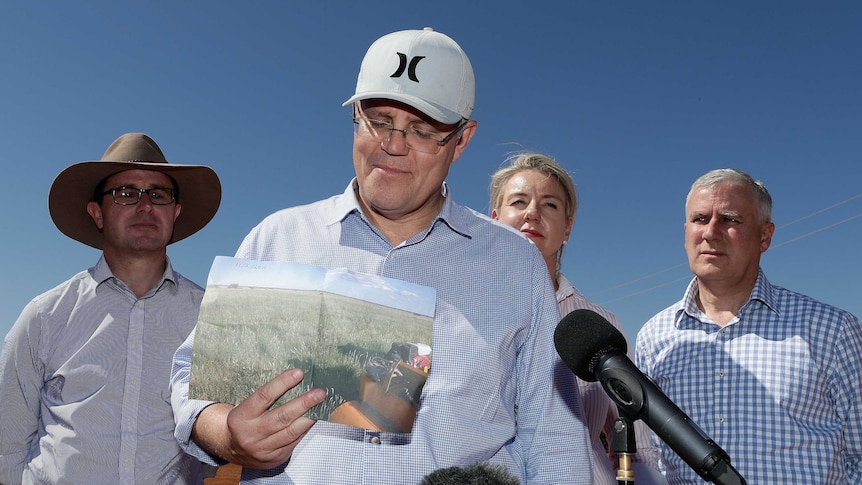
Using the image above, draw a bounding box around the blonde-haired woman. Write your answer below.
[490,152,665,485]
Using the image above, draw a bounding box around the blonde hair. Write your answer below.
[489,152,577,280]
[489,152,578,220]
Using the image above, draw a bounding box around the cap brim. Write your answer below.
[49,161,221,249]
[342,92,464,125]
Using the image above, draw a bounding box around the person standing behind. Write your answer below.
[636,168,861,483]
[0,133,221,484]
[170,28,593,484]
[490,152,665,485]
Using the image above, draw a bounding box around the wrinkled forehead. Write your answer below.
[687,182,755,211]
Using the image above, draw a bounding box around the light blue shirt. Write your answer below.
[171,181,593,484]
[636,270,862,484]
[0,256,208,485]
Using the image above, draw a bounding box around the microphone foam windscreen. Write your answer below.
[553,308,628,382]
[419,463,520,485]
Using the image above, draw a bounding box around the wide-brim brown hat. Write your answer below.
[49,133,222,249]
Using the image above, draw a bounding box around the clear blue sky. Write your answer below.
[2,2,860,345]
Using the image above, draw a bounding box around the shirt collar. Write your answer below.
[679,267,779,327]
[556,273,580,301]
[331,179,471,240]
[92,254,177,294]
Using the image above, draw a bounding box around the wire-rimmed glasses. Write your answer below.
[353,116,467,154]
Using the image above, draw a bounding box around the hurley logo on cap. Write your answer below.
[391,53,425,82]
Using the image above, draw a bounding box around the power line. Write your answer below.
[597,193,862,304]
[771,212,862,249]
[593,262,687,295]
[774,193,862,230]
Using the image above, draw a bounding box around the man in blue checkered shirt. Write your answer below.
[636,168,861,483]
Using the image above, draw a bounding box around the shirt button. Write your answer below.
[370,436,381,444]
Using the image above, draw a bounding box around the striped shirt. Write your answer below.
[636,269,862,483]
[171,181,594,484]
[0,256,208,484]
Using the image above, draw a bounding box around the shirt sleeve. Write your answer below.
[170,327,225,467]
[519,254,593,484]
[831,312,862,480]
[0,302,44,485]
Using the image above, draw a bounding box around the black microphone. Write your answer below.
[554,309,746,485]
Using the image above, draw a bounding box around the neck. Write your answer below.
[695,277,756,327]
[357,192,445,247]
[103,249,168,298]
[545,254,560,291]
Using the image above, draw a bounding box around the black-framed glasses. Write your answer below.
[102,186,176,206]
[353,116,467,154]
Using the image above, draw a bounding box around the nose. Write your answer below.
[136,194,155,212]
[702,219,719,239]
[524,201,540,221]
[380,127,410,155]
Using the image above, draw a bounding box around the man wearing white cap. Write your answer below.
[171,28,593,484]
[0,133,221,484]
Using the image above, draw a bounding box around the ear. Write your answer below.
[86,201,104,230]
[491,208,499,220]
[760,222,775,253]
[174,203,182,223]
[564,216,574,242]
[449,120,477,164]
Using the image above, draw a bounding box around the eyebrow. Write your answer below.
[505,191,564,202]
[688,210,743,219]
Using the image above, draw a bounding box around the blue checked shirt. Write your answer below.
[171,181,593,484]
[0,256,208,485]
[636,270,862,483]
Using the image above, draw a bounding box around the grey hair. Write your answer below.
[686,168,772,224]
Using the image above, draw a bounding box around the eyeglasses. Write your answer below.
[353,116,467,154]
[102,186,176,206]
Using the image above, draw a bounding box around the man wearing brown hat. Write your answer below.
[0,133,221,484]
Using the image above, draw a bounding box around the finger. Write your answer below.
[234,368,305,419]
[253,388,326,465]
[269,387,327,429]
[229,386,326,468]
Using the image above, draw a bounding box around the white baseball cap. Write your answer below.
[342,27,474,124]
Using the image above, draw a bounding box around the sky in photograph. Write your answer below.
[1,2,859,346]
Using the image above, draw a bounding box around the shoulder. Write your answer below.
[8,269,94,338]
[765,282,858,326]
[558,287,623,333]
[170,270,206,297]
[751,271,851,322]
[637,300,685,344]
[28,269,95,310]
[450,201,534,248]
[239,195,344,255]
[255,195,340,227]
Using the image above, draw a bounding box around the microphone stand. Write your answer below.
[612,413,636,484]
